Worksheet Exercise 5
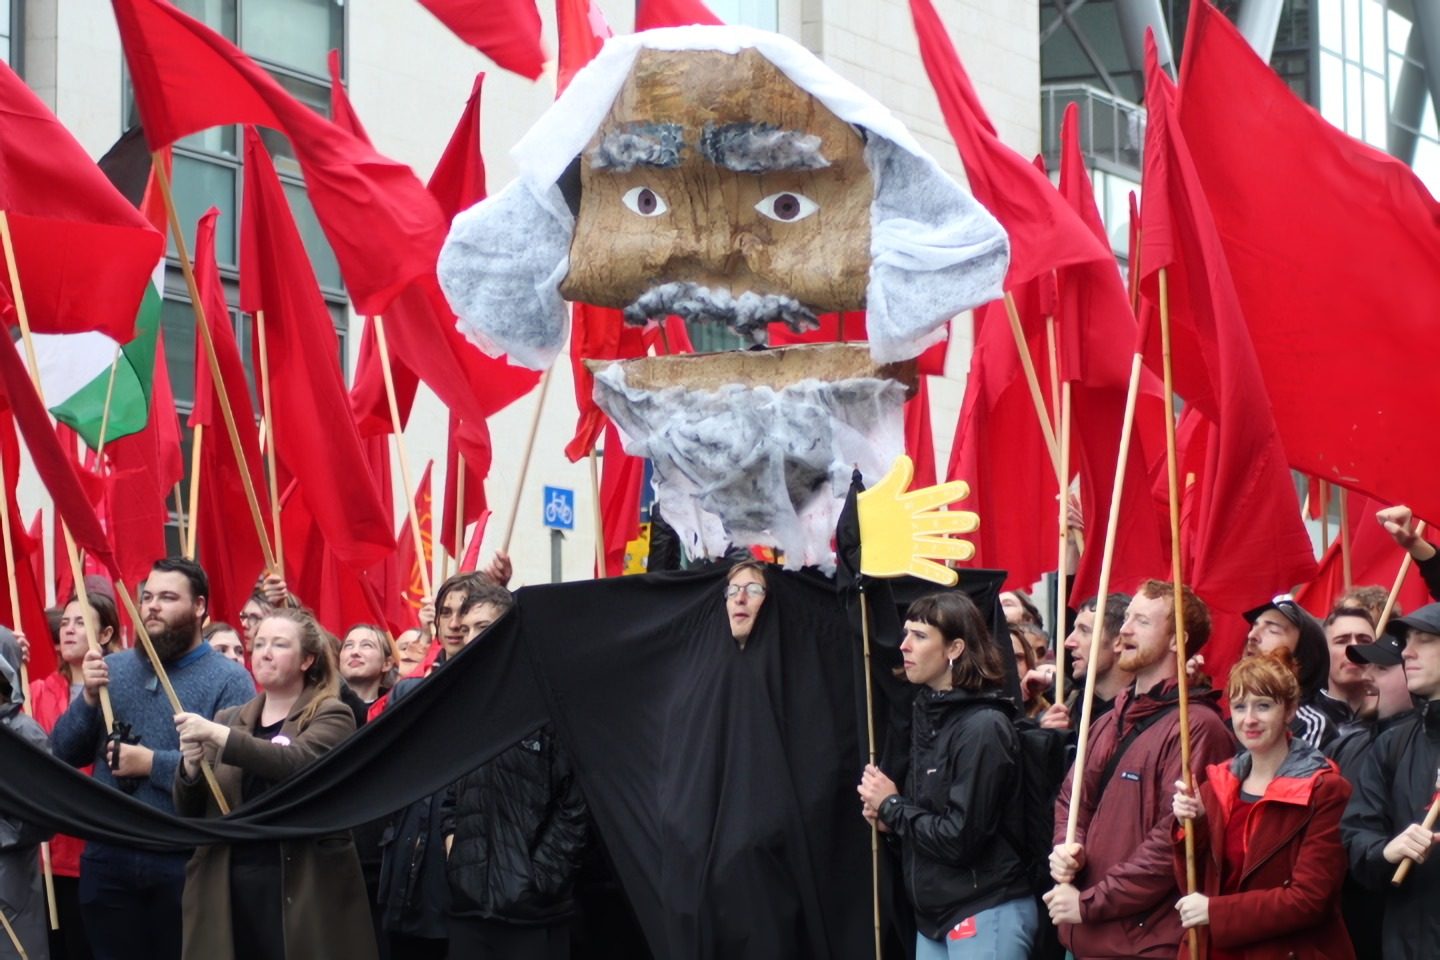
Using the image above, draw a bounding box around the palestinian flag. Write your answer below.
[29,129,168,450]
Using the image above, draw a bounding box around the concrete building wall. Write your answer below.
[16,0,1038,594]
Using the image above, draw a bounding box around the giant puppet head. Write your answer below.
[438,26,1009,367]
[437,27,1008,567]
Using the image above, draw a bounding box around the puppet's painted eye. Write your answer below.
[621,186,668,217]
[754,192,818,222]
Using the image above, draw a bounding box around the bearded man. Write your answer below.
[1043,579,1234,960]
[50,557,253,960]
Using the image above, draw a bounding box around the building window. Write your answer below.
[1317,0,1439,190]
[0,0,16,70]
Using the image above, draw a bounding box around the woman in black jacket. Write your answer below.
[859,592,1037,959]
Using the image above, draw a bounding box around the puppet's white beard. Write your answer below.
[593,363,906,571]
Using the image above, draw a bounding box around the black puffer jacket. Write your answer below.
[442,724,589,925]
[877,687,1030,940]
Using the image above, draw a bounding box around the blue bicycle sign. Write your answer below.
[542,486,575,530]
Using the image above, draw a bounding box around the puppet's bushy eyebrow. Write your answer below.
[700,122,830,172]
[589,123,685,171]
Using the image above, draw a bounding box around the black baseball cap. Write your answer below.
[1244,594,1326,646]
[1347,633,1403,667]
[1384,602,1440,644]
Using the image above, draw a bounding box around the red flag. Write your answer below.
[279,479,384,636]
[427,74,489,217]
[393,461,433,629]
[556,0,611,95]
[635,0,723,30]
[947,293,1057,590]
[0,62,165,340]
[112,0,447,316]
[379,75,538,460]
[908,0,1111,288]
[102,151,183,588]
[439,413,490,558]
[326,49,370,144]
[190,208,270,624]
[1177,2,1440,525]
[350,315,420,437]
[1138,38,1315,625]
[599,424,646,577]
[239,129,392,568]
[327,49,422,438]
[1055,102,1168,602]
[1296,489,1435,620]
[0,411,53,676]
[0,296,117,577]
[566,303,647,461]
[459,510,489,572]
[417,0,545,80]
[904,377,937,490]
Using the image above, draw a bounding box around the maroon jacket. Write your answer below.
[1175,740,1354,960]
[1053,679,1233,960]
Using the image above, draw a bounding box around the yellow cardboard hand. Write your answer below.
[857,455,979,586]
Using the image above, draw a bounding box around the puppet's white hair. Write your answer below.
[437,26,1009,370]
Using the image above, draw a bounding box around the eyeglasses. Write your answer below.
[724,583,767,600]
[239,613,264,626]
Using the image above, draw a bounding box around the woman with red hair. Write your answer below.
[1170,652,1354,959]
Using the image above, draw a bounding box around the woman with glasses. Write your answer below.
[857,592,1037,959]
[724,560,768,649]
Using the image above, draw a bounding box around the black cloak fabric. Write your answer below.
[0,565,1008,958]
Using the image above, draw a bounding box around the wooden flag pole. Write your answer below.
[172,483,188,561]
[3,216,222,822]
[1376,521,1426,636]
[1064,231,1150,827]
[255,310,284,578]
[1393,770,1440,886]
[149,156,277,575]
[501,366,553,555]
[92,347,124,463]
[1066,351,1143,842]
[185,426,203,560]
[450,454,466,580]
[1045,314,1061,432]
[1340,493,1353,590]
[112,581,229,813]
[1054,381,1071,707]
[1002,292,1061,477]
[589,447,605,577]
[0,906,27,960]
[1158,268,1199,960]
[859,587,882,960]
[0,210,115,734]
[371,316,433,605]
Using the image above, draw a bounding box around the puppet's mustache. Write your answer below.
[622,282,819,340]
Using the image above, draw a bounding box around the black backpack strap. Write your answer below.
[1095,702,1180,797]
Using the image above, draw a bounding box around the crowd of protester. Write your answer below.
[1,505,1439,960]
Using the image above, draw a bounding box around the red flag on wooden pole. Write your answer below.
[394,462,433,628]
[111,0,447,316]
[190,208,269,624]
[0,62,165,340]
[1138,37,1315,677]
[1178,1,1440,525]
[239,129,393,569]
